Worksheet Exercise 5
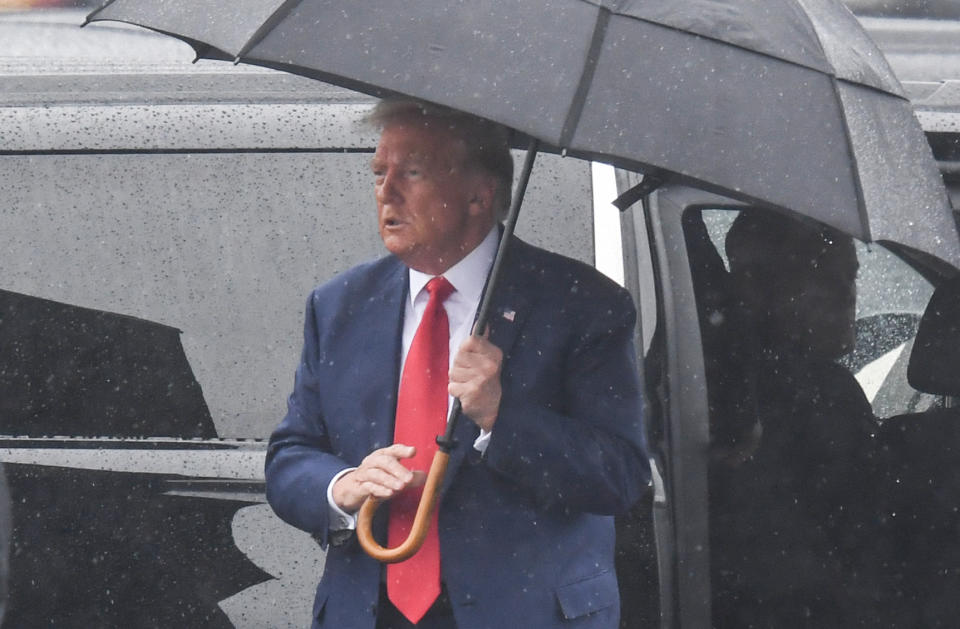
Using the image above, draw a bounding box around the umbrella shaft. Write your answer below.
[437,139,540,451]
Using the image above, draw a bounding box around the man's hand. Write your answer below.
[331,444,426,513]
[449,334,503,432]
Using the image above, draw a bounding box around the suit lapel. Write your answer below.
[485,236,536,359]
[353,259,407,454]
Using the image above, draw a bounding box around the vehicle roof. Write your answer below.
[0,9,378,151]
[0,8,369,107]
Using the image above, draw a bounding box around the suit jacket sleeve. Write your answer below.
[264,290,352,547]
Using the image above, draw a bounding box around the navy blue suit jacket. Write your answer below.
[266,235,649,629]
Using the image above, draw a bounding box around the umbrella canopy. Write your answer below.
[86,0,959,267]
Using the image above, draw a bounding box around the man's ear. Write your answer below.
[467,173,497,218]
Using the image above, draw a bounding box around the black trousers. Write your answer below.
[375,583,457,629]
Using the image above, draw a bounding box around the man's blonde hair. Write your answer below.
[366,98,514,219]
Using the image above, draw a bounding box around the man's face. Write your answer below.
[371,116,495,275]
[737,234,859,360]
[774,236,859,358]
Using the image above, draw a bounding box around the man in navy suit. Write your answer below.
[265,99,649,629]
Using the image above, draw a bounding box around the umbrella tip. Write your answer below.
[232,56,242,66]
[561,148,568,158]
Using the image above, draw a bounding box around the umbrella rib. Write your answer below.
[792,0,871,240]
[559,6,612,149]
[235,0,306,60]
[81,0,120,26]
[830,75,872,242]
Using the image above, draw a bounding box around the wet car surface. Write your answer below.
[2,2,959,627]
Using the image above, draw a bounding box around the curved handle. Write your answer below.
[356,449,450,563]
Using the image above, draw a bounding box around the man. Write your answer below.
[710,210,882,628]
[725,210,860,363]
[265,99,649,629]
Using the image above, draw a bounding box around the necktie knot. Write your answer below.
[425,276,454,304]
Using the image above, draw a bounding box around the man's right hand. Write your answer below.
[331,444,426,513]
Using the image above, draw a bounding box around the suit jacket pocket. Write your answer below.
[555,570,618,620]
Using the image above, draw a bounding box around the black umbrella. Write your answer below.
[85,0,959,266]
[84,0,960,560]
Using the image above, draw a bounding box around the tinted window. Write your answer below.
[688,207,956,627]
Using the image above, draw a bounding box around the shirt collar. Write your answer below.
[408,226,499,306]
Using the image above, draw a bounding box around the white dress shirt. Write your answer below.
[326,227,499,530]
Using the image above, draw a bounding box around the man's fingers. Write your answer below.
[458,334,500,355]
[409,470,427,488]
[333,443,424,511]
[449,336,503,433]
[454,337,502,371]
[449,362,495,383]
[380,443,417,459]
[360,470,424,499]
[356,466,410,491]
[360,479,402,499]
[360,446,416,484]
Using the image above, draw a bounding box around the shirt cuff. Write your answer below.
[327,467,358,531]
[473,429,492,454]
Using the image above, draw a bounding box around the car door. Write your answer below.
[629,178,960,627]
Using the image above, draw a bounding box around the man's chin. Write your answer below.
[380,232,411,254]
[381,238,423,266]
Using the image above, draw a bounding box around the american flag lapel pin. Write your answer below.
[502,308,516,322]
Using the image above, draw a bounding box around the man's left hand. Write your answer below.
[449,334,502,432]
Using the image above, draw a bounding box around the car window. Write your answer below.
[687,207,953,627]
[696,208,936,419]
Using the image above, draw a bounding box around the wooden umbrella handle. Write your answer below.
[356,449,450,563]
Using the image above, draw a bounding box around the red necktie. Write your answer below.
[387,276,454,623]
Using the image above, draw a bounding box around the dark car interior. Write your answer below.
[680,206,960,627]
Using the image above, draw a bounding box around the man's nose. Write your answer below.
[376,171,400,204]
